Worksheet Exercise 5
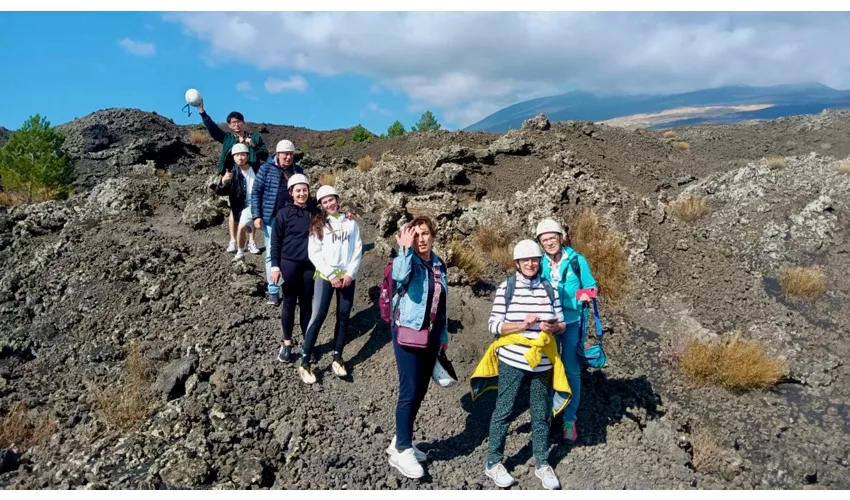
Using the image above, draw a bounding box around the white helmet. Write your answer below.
[276,140,296,153]
[535,218,565,239]
[316,185,339,202]
[513,239,543,260]
[287,173,310,190]
[432,355,458,388]
[231,143,250,155]
[184,88,203,107]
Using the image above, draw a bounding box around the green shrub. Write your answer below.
[0,114,73,203]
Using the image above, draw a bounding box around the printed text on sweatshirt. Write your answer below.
[308,215,363,281]
[487,273,565,372]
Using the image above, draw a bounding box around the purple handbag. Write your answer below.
[396,264,443,348]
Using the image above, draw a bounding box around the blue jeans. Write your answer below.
[392,326,439,451]
[557,320,582,425]
[263,223,280,295]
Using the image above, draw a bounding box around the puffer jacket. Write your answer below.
[250,156,304,226]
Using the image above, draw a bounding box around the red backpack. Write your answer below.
[378,257,395,324]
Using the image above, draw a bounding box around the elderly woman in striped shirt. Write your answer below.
[482,239,567,490]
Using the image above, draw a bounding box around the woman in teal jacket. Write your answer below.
[536,218,597,444]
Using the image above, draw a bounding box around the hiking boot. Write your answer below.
[298,364,316,384]
[386,435,426,462]
[485,462,516,488]
[267,292,280,306]
[331,354,348,378]
[562,421,578,444]
[535,465,560,490]
[232,249,245,262]
[247,241,260,254]
[277,344,294,363]
[226,240,237,253]
[388,448,424,479]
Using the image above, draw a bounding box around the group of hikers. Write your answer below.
[193,98,601,490]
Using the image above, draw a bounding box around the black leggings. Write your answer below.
[279,259,315,343]
[301,278,356,365]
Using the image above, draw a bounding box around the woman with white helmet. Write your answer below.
[297,185,363,384]
[536,218,598,445]
[269,173,320,364]
[471,239,568,490]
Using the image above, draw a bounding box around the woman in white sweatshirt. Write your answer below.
[298,185,363,384]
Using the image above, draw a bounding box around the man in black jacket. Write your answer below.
[214,143,261,261]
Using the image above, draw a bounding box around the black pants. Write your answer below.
[279,259,315,342]
[392,327,439,451]
[301,278,356,366]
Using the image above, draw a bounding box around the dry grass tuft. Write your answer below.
[0,401,57,453]
[447,240,484,282]
[94,342,155,430]
[691,428,724,473]
[188,130,210,145]
[154,169,173,179]
[766,156,786,170]
[570,209,632,306]
[471,224,520,270]
[0,191,24,207]
[318,171,336,186]
[674,141,691,151]
[778,266,826,300]
[662,130,678,139]
[835,160,850,174]
[490,246,516,271]
[358,155,375,172]
[679,334,784,390]
[668,195,709,222]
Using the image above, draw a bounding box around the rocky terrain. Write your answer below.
[1,108,849,490]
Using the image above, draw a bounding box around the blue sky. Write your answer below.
[2,12,850,133]
[0,12,419,134]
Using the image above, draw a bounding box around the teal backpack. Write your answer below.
[568,256,607,369]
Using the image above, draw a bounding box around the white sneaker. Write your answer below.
[232,249,244,262]
[226,240,237,253]
[298,365,316,384]
[485,463,516,488]
[535,465,561,490]
[386,435,426,462]
[388,448,424,479]
[331,357,347,378]
[247,241,260,254]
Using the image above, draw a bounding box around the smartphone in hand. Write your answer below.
[575,287,598,300]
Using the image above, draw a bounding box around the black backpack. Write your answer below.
[503,256,583,307]
[503,274,557,309]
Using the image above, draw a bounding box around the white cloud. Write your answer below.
[264,75,309,94]
[236,80,253,92]
[361,102,392,118]
[167,12,850,127]
[117,38,156,56]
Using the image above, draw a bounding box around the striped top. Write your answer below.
[488,273,565,372]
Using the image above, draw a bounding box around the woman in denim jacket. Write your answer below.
[385,215,449,480]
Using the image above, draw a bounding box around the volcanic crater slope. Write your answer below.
[1,109,849,490]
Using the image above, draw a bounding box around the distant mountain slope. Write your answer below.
[464,83,850,132]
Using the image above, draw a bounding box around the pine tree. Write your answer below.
[351,124,376,143]
[0,114,73,204]
[387,120,406,137]
[410,111,441,132]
